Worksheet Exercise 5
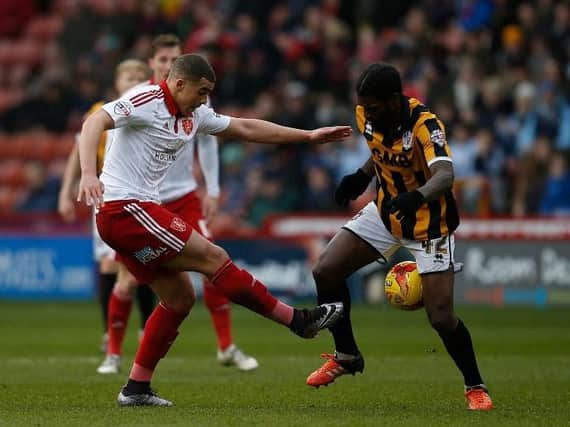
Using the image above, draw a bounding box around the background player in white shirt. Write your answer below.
[97,35,258,376]
[57,59,154,354]
[77,54,351,407]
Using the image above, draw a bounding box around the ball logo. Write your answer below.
[170,217,187,232]
[113,101,132,116]
[181,118,193,135]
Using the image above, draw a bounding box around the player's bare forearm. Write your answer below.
[417,161,454,201]
[216,118,352,144]
[78,110,114,177]
[59,144,80,200]
[217,118,310,143]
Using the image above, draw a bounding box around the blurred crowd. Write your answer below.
[0,0,568,226]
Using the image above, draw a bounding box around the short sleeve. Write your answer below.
[415,117,452,167]
[102,97,152,128]
[195,105,231,135]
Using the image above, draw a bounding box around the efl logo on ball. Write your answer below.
[384,261,423,311]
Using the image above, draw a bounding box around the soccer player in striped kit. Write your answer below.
[305,63,493,411]
[77,53,350,406]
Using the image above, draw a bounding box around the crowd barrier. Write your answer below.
[1,215,569,305]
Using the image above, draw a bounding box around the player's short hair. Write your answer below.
[151,34,181,56]
[356,62,402,100]
[169,54,216,83]
[115,59,151,79]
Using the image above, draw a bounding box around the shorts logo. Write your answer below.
[133,246,167,265]
[181,118,193,135]
[114,101,132,116]
[430,129,446,147]
[170,217,187,232]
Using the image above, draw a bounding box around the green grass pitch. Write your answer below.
[0,301,568,426]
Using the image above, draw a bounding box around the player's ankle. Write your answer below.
[124,379,151,395]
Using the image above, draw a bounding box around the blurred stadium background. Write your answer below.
[0,1,569,425]
[0,0,568,304]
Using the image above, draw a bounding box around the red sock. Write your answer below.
[203,281,232,351]
[107,289,133,356]
[210,260,293,325]
[129,303,188,381]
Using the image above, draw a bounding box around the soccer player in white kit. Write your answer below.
[58,59,155,353]
[97,34,258,375]
[77,54,351,407]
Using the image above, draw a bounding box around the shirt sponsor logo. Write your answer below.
[154,150,177,161]
[114,101,132,116]
[371,148,412,167]
[133,246,167,265]
[430,129,446,147]
[181,118,193,135]
[170,217,187,233]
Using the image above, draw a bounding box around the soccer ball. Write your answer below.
[384,261,423,310]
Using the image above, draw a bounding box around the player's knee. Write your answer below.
[206,243,230,268]
[167,288,195,315]
[115,280,136,298]
[312,259,337,285]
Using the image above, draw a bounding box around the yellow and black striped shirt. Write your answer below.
[356,96,459,241]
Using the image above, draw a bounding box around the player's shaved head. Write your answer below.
[356,62,402,101]
[169,54,216,83]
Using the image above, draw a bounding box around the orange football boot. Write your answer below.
[465,386,494,410]
[306,353,364,388]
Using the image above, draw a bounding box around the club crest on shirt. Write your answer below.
[181,118,193,135]
[402,130,413,151]
[430,129,446,147]
[170,217,187,232]
[114,101,132,116]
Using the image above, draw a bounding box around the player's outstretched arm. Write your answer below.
[58,144,80,222]
[215,117,352,144]
[77,109,114,208]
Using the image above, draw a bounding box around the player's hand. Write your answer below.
[202,195,219,224]
[308,126,353,144]
[385,190,425,220]
[335,168,372,207]
[58,195,77,223]
[77,174,105,208]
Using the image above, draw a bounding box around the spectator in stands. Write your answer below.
[16,161,59,212]
[539,151,570,215]
[512,135,552,216]
[0,79,76,133]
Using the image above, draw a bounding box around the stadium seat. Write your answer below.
[0,160,27,187]
[11,39,42,67]
[25,15,63,42]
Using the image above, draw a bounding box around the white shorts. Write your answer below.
[343,202,455,274]
[92,211,115,261]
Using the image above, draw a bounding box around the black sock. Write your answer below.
[136,284,156,329]
[438,319,484,386]
[318,281,359,356]
[124,379,151,395]
[98,273,116,332]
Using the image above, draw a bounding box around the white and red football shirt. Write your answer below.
[100,81,230,203]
